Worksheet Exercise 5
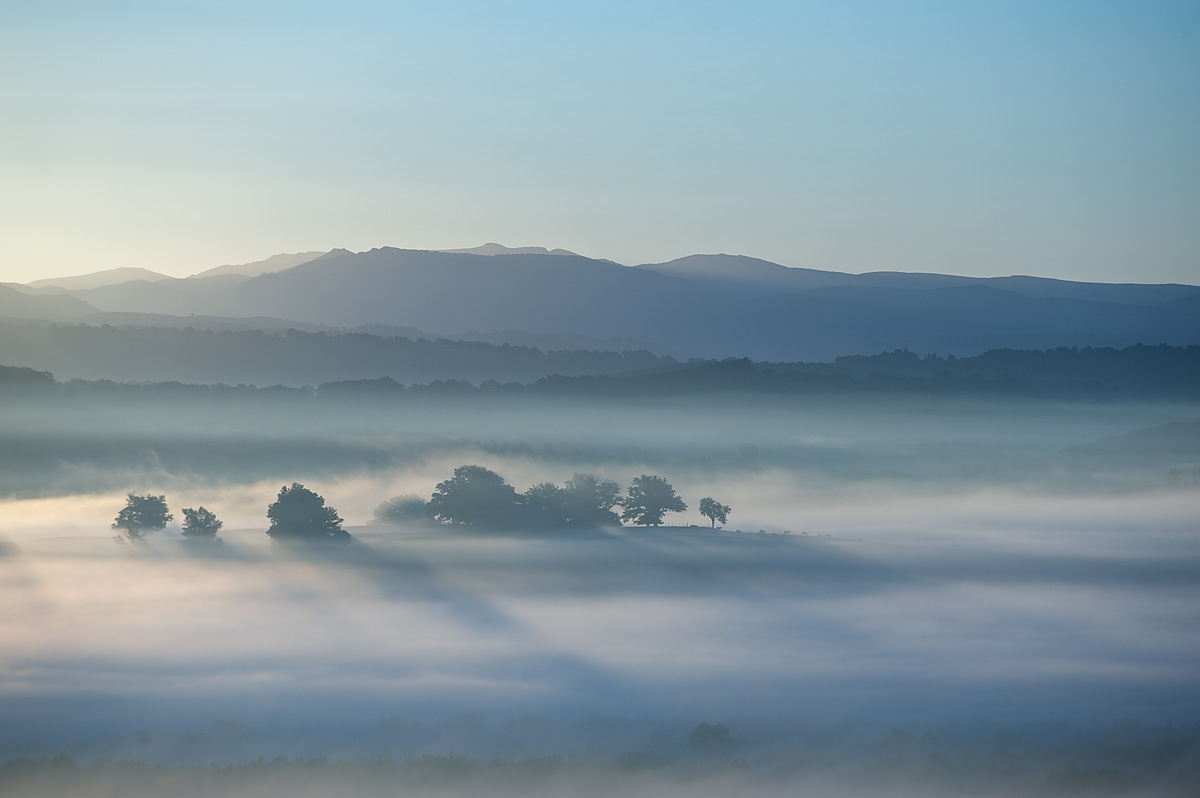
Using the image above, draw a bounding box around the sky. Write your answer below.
[2,0,1198,284]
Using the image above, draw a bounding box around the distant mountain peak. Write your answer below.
[439,243,581,257]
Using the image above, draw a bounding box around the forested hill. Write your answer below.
[0,322,671,385]
[519,344,1200,400]
[3,344,1196,401]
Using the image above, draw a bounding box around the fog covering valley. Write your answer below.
[0,251,1197,797]
[2,341,1200,795]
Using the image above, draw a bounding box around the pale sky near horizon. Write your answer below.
[2,1,1198,284]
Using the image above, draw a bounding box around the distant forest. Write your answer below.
[0,322,672,385]
[2,344,1197,401]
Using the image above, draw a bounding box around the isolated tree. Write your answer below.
[698,497,731,528]
[619,475,687,527]
[266,483,349,541]
[181,506,223,539]
[428,465,521,526]
[562,472,622,526]
[112,493,172,540]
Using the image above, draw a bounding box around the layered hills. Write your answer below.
[2,246,1196,366]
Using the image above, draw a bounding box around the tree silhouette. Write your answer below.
[266,483,348,541]
[562,472,622,526]
[112,493,172,540]
[523,481,568,526]
[698,497,731,528]
[181,506,222,538]
[619,475,686,527]
[428,465,521,526]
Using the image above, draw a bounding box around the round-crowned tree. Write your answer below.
[698,497,731,528]
[619,475,687,527]
[562,473,622,526]
[113,493,172,540]
[266,483,349,542]
[181,506,223,539]
[428,465,521,527]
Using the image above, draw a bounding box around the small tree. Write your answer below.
[266,483,349,542]
[619,475,686,527]
[428,465,521,527]
[113,493,172,540]
[698,497,731,528]
[181,506,223,539]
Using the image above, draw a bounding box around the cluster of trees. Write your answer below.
[112,483,348,543]
[112,469,731,544]
[379,465,731,530]
[112,493,221,541]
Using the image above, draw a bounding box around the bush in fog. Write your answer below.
[112,493,172,540]
[698,497,731,528]
[266,483,349,542]
[181,506,222,538]
[429,465,523,526]
[373,495,431,524]
[620,475,687,527]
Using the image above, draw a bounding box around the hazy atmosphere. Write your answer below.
[3,1,1199,283]
[2,2,1199,797]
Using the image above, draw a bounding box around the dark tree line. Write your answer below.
[380,465,731,530]
[111,471,730,545]
[10,343,1199,404]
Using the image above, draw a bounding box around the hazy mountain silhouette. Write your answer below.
[211,248,1199,359]
[62,273,259,316]
[189,251,327,279]
[217,247,714,340]
[640,254,1200,305]
[25,266,171,292]
[6,247,1198,361]
[0,284,97,320]
[439,243,581,257]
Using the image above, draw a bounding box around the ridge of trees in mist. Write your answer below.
[2,343,1197,401]
[0,321,673,385]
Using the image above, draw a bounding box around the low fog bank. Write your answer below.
[1,717,1197,798]
[2,529,1197,746]
[1,392,1197,507]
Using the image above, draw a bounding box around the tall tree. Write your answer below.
[698,497,731,528]
[112,493,172,540]
[266,483,348,541]
[619,475,687,527]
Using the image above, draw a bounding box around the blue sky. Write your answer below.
[2,0,1198,282]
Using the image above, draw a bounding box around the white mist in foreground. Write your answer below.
[2,495,1197,740]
